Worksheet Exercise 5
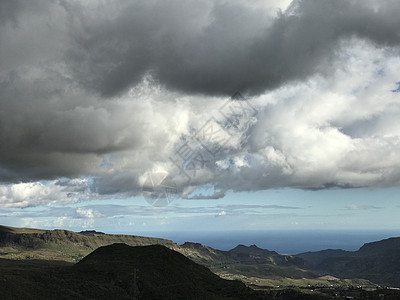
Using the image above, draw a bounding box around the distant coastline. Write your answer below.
[130,229,400,254]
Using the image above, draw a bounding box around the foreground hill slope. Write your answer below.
[75,243,267,299]
[0,243,266,299]
[0,243,337,299]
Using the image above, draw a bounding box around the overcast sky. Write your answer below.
[0,0,400,235]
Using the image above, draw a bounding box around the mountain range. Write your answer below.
[1,225,400,299]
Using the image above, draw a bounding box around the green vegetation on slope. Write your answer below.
[0,225,177,262]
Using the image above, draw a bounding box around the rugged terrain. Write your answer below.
[1,225,400,299]
[0,243,270,299]
[0,225,362,289]
[297,237,400,287]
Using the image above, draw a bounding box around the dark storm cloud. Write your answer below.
[65,0,400,97]
[0,72,101,181]
[1,0,400,207]
[0,68,150,183]
[0,0,23,25]
[0,0,52,27]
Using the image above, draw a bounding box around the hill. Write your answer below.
[0,243,270,299]
[0,225,176,262]
[297,237,400,287]
[181,243,376,290]
[0,242,396,299]
[191,242,315,279]
[74,243,267,299]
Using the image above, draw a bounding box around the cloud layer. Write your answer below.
[0,0,400,207]
[65,0,400,96]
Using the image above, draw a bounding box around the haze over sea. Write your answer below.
[134,230,400,254]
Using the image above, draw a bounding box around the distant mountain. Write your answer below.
[179,242,316,280]
[176,242,377,291]
[297,237,400,287]
[79,230,105,235]
[296,249,352,269]
[228,244,305,267]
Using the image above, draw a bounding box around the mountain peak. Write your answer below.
[75,243,258,299]
[181,241,203,248]
[231,244,272,253]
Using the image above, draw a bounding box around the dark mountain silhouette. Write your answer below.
[296,249,352,269]
[74,243,268,299]
[79,230,105,235]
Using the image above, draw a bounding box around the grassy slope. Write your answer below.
[0,225,177,262]
[0,225,47,234]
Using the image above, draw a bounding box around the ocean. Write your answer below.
[135,230,400,254]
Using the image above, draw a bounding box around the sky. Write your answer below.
[0,0,400,236]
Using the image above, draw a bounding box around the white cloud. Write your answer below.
[345,205,382,211]
[76,207,102,219]
[0,178,93,208]
[217,210,227,217]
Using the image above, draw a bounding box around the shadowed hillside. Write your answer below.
[297,237,400,287]
[0,242,340,299]
[0,243,273,299]
[74,243,268,299]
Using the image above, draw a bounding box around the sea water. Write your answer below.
[135,229,400,254]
